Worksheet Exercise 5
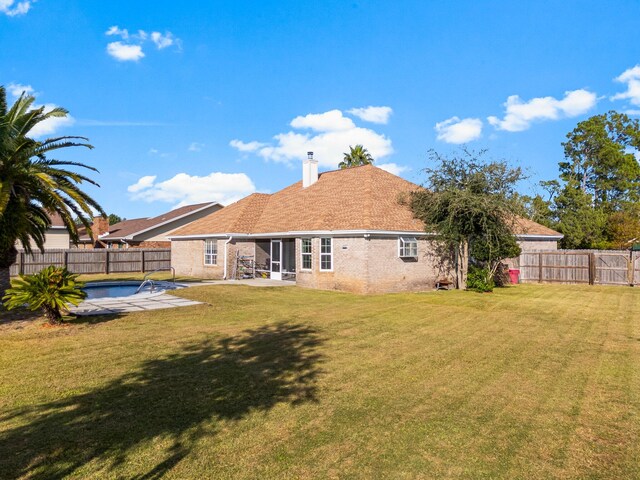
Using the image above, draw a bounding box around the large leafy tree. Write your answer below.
[0,86,104,295]
[339,144,374,169]
[108,213,123,225]
[561,111,640,211]
[409,149,525,289]
[534,111,640,249]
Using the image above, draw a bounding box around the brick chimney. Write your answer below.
[91,216,110,237]
[303,151,318,188]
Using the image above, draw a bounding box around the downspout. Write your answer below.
[223,235,233,279]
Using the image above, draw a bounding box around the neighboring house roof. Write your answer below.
[99,217,151,241]
[47,212,67,229]
[79,202,221,242]
[171,165,562,238]
[514,217,562,237]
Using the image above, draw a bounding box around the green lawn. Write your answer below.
[1,283,639,479]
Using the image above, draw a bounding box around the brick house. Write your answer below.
[169,158,562,293]
[77,202,222,249]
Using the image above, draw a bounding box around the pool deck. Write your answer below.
[70,293,202,316]
[71,278,294,316]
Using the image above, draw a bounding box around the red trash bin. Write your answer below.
[508,269,520,284]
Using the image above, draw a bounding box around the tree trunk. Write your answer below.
[43,305,63,325]
[456,239,469,290]
[0,246,18,300]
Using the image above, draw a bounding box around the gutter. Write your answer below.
[223,235,233,279]
[168,230,436,240]
[516,234,564,241]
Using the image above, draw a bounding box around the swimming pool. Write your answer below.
[83,281,180,300]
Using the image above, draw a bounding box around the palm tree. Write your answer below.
[338,144,374,169]
[0,86,104,296]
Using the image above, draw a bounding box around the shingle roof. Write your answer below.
[171,165,561,237]
[77,202,219,242]
[47,212,66,228]
[100,217,151,240]
[514,217,562,237]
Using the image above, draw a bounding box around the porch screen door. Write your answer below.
[270,239,282,280]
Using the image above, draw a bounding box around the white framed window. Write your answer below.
[204,239,218,265]
[320,237,333,271]
[398,236,418,258]
[301,238,312,270]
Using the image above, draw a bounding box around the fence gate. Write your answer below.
[593,253,630,286]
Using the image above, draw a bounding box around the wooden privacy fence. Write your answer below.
[10,248,171,276]
[520,250,640,286]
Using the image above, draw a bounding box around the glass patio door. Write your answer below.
[270,239,282,280]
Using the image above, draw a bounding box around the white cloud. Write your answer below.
[6,82,34,97]
[377,163,408,176]
[188,142,204,152]
[229,139,267,152]
[611,65,640,107]
[0,0,33,16]
[151,31,175,49]
[347,106,393,124]
[106,41,145,62]
[435,117,483,144]
[488,89,597,132]
[105,25,129,39]
[128,172,256,207]
[127,175,157,193]
[290,109,356,132]
[231,109,393,167]
[104,26,180,61]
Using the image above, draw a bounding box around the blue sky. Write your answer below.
[2,0,640,219]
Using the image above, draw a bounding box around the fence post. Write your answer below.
[141,250,146,273]
[105,251,110,274]
[18,252,24,275]
[538,252,543,283]
[589,253,596,285]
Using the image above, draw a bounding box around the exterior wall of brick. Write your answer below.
[172,239,223,279]
[123,241,171,249]
[295,236,452,294]
[174,235,564,293]
[295,237,370,293]
[365,236,448,293]
[172,238,255,279]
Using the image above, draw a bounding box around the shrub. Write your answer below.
[2,266,86,325]
[467,266,495,292]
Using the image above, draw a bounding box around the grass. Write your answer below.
[0,283,639,479]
